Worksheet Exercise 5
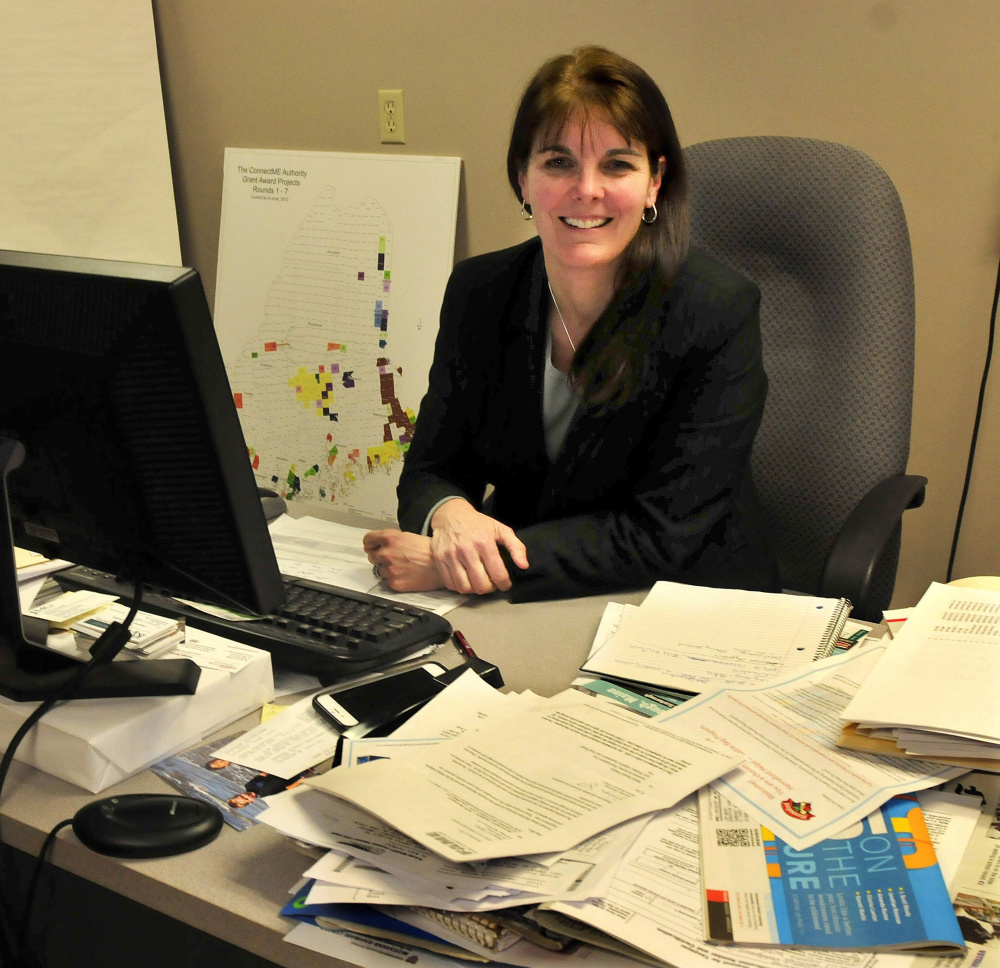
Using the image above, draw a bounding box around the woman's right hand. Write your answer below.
[430,499,529,595]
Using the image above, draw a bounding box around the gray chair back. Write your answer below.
[684,136,916,604]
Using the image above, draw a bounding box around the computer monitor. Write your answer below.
[0,249,285,701]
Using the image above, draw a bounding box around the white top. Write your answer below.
[422,327,579,533]
[542,329,579,462]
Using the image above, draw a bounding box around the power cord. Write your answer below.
[14,819,73,967]
[0,588,142,968]
[946,255,1000,582]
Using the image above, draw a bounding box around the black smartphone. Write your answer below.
[312,662,450,736]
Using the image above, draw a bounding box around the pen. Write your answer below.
[452,629,477,659]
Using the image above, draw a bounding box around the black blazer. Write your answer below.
[397,238,778,601]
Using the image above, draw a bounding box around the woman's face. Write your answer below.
[518,112,663,279]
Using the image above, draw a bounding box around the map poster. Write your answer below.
[214,148,461,521]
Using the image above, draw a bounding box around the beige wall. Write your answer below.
[151,0,1000,608]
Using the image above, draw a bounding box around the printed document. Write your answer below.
[303,855,419,906]
[261,786,643,910]
[212,691,339,778]
[340,673,538,767]
[842,581,1000,745]
[307,689,742,861]
[581,580,850,692]
[269,514,466,615]
[657,647,963,850]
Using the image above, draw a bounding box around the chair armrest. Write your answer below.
[818,474,927,620]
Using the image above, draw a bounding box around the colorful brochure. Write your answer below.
[698,788,965,952]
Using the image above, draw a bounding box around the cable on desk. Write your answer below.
[947,254,1000,583]
[0,587,143,968]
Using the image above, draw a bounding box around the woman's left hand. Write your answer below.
[363,529,446,592]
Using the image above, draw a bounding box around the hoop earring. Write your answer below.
[520,200,533,220]
[641,203,657,224]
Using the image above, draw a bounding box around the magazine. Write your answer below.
[698,787,965,951]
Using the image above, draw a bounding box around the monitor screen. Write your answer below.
[0,249,285,697]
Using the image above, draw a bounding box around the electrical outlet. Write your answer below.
[378,89,405,144]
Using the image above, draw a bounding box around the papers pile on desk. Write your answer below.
[14,546,70,583]
[260,650,988,968]
[841,581,1000,764]
[262,670,733,878]
[580,580,851,693]
[266,672,720,966]
[70,602,185,659]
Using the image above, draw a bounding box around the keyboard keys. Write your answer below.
[55,566,453,683]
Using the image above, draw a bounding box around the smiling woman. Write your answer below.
[519,118,661,276]
[363,46,780,604]
[517,114,663,371]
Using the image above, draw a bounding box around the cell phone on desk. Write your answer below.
[313,662,451,736]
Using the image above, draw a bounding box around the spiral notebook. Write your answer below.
[581,580,851,694]
[386,907,523,955]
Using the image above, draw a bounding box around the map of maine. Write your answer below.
[228,187,416,512]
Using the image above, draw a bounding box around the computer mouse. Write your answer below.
[72,793,223,858]
[257,486,287,522]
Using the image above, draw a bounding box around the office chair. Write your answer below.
[683,136,926,621]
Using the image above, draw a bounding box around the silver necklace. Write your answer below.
[547,280,577,354]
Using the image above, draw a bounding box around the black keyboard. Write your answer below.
[56,566,454,684]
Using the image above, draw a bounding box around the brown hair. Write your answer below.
[507,46,689,405]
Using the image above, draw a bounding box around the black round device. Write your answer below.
[72,793,223,858]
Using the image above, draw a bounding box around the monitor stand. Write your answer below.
[0,438,201,702]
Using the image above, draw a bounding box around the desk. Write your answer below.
[0,588,646,968]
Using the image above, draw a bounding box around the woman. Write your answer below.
[365,46,778,601]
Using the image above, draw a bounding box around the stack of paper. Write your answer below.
[534,782,984,967]
[306,682,740,862]
[841,581,1000,763]
[256,670,731,962]
[248,650,983,968]
[0,630,273,791]
[70,602,185,659]
[14,546,70,582]
[580,580,851,694]
[14,547,70,614]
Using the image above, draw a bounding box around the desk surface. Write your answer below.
[0,587,646,968]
